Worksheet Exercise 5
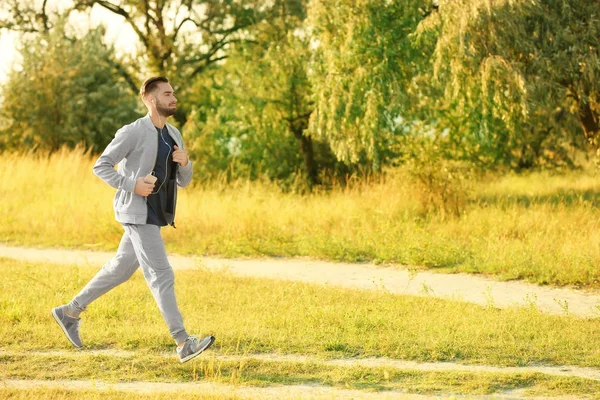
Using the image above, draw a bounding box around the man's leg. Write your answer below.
[123,224,189,345]
[53,229,139,348]
[67,230,140,317]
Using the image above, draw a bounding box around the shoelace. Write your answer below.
[177,335,198,353]
[187,335,199,348]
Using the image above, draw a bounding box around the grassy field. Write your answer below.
[3,354,600,398]
[1,258,600,398]
[2,148,600,287]
[6,258,600,366]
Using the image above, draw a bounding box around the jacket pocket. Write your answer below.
[115,190,132,211]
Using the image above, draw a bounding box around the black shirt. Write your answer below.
[147,126,177,226]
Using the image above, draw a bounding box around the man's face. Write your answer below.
[149,82,177,117]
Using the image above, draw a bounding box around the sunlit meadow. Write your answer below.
[2,147,600,287]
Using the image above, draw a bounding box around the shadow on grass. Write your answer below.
[474,189,600,208]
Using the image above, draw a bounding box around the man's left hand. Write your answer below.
[173,145,189,167]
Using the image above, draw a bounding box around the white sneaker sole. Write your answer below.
[52,308,83,349]
[179,336,215,363]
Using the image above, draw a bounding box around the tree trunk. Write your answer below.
[291,123,318,186]
[578,101,599,145]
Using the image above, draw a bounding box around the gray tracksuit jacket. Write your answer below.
[93,114,193,225]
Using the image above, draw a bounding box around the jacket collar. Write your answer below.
[141,113,167,132]
[140,114,182,148]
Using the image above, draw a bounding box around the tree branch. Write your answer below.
[79,0,149,48]
[40,0,49,33]
[107,57,139,95]
[172,0,193,39]
[173,17,193,41]
[283,111,313,124]
[143,0,152,35]
[190,55,228,77]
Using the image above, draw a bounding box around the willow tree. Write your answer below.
[307,0,426,170]
[418,0,599,168]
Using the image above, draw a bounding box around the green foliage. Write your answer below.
[307,0,425,169]
[184,3,344,188]
[2,0,599,181]
[70,0,296,125]
[183,31,305,183]
[184,69,307,185]
[0,23,139,152]
[416,0,598,169]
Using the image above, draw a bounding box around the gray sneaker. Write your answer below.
[52,305,83,349]
[177,335,215,363]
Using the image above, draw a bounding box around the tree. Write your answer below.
[69,0,288,125]
[0,22,139,152]
[1,0,291,126]
[306,0,426,170]
[0,0,56,34]
[416,0,599,168]
[184,1,338,187]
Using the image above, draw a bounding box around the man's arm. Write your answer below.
[174,144,193,187]
[171,127,193,187]
[93,127,137,192]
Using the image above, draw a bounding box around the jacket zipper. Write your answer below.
[165,125,179,229]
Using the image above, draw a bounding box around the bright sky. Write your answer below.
[0,31,17,82]
[0,1,138,83]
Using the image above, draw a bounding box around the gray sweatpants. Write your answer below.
[68,224,188,344]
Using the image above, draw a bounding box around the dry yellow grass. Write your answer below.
[2,147,600,286]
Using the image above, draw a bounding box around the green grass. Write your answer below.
[3,258,600,398]
[2,258,600,368]
[2,353,600,398]
[3,149,600,287]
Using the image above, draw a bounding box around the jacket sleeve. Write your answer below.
[174,128,193,187]
[93,127,137,193]
[177,156,193,187]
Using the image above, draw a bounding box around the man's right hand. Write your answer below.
[134,177,155,197]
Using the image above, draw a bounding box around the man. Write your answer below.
[52,77,214,363]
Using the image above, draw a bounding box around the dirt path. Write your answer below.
[2,350,599,382]
[2,244,599,317]
[2,378,552,400]
[0,379,448,400]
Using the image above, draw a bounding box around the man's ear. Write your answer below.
[143,94,155,106]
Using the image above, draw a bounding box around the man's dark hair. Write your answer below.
[140,76,169,97]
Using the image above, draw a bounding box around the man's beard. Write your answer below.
[157,102,177,117]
